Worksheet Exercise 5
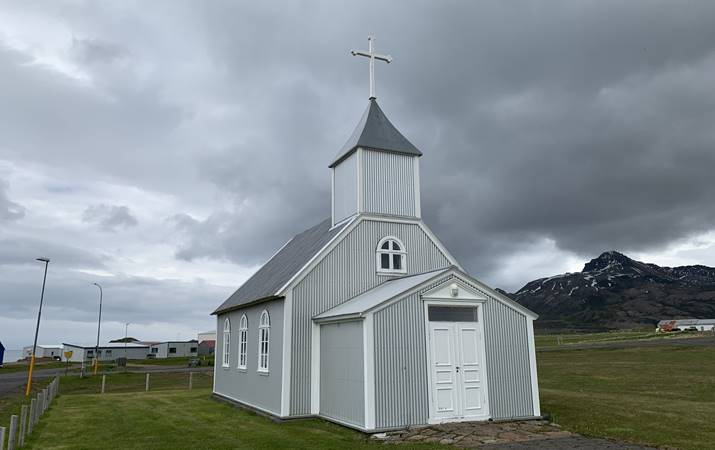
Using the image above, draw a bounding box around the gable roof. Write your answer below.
[329,99,422,168]
[314,268,450,321]
[314,266,539,322]
[212,217,351,315]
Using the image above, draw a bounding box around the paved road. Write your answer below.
[539,335,715,352]
[482,436,657,449]
[0,365,212,396]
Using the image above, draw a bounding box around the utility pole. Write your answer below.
[92,283,103,375]
[26,258,50,396]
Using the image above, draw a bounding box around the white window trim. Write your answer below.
[257,310,270,373]
[238,314,248,370]
[222,318,231,368]
[376,236,407,274]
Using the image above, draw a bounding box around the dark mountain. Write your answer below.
[510,251,715,330]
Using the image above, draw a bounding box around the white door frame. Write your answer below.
[423,295,490,424]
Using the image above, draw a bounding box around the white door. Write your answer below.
[429,323,459,420]
[456,323,487,419]
[428,319,488,421]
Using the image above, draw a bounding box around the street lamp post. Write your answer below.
[124,322,130,372]
[26,257,50,396]
[92,282,103,375]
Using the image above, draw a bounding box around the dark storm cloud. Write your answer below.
[83,204,138,231]
[0,237,105,268]
[71,37,127,64]
[159,1,715,284]
[2,0,715,342]
[0,179,24,221]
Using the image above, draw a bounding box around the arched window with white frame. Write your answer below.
[376,236,407,274]
[258,310,270,372]
[238,315,248,369]
[222,318,231,368]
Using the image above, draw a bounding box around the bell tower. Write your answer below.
[330,99,422,225]
[331,36,422,226]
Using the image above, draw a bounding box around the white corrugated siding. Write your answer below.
[290,219,450,415]
[373,275,534,428]
[319,321,364,427]
[362,150,416,217]
[333,152,358,223]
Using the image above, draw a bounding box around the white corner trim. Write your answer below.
[310,322,320,415]
[331,168,335,227]
[414,157,421,219]
[526,318,541,417]
[280,290,293,417]
[363,312,375,430]
[212,318,217,392]
[357,147,364,213]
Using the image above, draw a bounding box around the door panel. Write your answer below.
[429,315,489,422]
[429,324,458,418]
[457,323,486,418]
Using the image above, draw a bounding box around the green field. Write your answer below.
[0,377,53,432]
[23,389,442,450]
[535,329,711,348]
[5,343,713,449]
[538,345,715,450]
[0,360,78,374]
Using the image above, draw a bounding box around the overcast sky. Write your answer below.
[2,1,715,350]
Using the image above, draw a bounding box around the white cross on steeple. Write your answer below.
[351,35,393,100]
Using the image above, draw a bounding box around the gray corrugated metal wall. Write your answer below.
[373,275,534,428]
[319,321,365,427]
[290,219,450,415]
[374,290,429,429]
[362,150,416,217]
[482,292,534,419]
[333,152,358,223]
[214,299,284,415]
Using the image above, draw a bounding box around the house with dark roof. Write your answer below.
[211,45,540,432]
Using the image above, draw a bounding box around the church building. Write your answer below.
[212,38,540,432]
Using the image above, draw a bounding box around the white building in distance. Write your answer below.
[22,344,63,359]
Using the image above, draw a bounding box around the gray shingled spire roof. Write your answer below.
[329,99,422,168]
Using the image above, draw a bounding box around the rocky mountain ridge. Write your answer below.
[510,251,715,330]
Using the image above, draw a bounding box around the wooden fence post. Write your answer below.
[189,372,193,390]
[101,375,106,394]
[18,406,27,448]
[145,373,150,391]
[0,426,5,450]
[34,394,41,425]
[27,400,35,435]
[7,415,18,450]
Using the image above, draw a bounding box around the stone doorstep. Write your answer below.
[372,419,580,447]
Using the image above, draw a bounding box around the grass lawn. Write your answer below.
[0,360,79,374]
[538,345,715,450]
[59,371,214,395]
[0,377,53,432]
[25,388,443,450]
[127,356,214,367]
